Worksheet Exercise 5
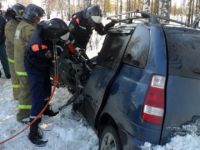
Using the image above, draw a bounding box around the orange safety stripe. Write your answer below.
[76,18,80,24]
[41,44,48,49]
[32,44,48,52]
[32,44,40,52]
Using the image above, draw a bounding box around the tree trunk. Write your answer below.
[159,0,171,22]
[154,0,159,14]
[191,0,195,23]
[187,0,193,24]
[46,3,51,19]
[115,0,118,15]
[192,0,200,27]
[77,0,81,10]
[127,0,131,17]
[143,0,150,12]
[84,0,92,8]
[120,0,122,19]
[133,0,136,9]
[67,0,71,19]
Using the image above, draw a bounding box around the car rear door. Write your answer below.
[161,27,200,144]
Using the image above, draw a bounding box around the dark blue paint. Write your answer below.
[80,23,200,150]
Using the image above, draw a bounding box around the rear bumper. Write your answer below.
[119,129,144,150]
[119,124,161,150]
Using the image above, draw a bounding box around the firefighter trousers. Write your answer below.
[17,76,32,121]
[9,62,20,100]
[27,68,51,118]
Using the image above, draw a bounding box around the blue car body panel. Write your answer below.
[80,23,200,149]
[98,25,167,148]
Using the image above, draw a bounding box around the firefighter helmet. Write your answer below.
[86,5,102,24]
[5,8,15,21]
[22,4,45,23]
[5,3,25,21]
[12,3,25,20]
[39,18,69,40]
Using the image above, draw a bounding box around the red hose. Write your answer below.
[0,75,59,145]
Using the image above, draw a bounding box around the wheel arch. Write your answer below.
[96,113,119,136]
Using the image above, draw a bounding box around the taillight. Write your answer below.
[142,75,166,124]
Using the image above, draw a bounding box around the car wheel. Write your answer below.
[99,126,121,150]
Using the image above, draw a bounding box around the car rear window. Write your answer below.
[164,27,200,79]
[123,25,150,68]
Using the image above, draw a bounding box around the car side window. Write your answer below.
[123,25,150,68]
[97,32,131,69]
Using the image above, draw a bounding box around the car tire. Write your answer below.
[99,125,121,150]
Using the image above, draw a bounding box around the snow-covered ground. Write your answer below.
[0,72,98,150]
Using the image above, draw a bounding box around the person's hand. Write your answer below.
[75,47,85,56]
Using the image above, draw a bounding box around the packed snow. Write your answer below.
[0,75,99,150]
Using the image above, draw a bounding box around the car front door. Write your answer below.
[82,28,133,125]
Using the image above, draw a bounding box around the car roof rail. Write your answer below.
[107,10,190,27]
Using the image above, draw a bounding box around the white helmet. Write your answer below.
[86,5,102,24]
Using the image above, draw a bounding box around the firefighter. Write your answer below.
[0,9,11,79]
[24,18,69,146]
[4,3,25,100]
[69,5,116,50]
[14,4,45,123]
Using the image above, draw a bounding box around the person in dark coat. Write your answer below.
[24,18,69,146]
[69,5,116,49]
[0,14,11,78]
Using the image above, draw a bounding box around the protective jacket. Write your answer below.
[14,20,35,76]
[69,9,115,49]
[14,20,35,121]
[25,27,53,72]
[5,18,20,99]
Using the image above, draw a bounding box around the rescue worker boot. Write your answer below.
[28,118,48,147]
[17,110,30,124]
[43,105,58,117]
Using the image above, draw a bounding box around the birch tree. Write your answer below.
[159,0,171,22]
[119,0,122,19]
[143,0,150,12]
[84,0,92,8]
[192,0,200,27]
[115,0,119,15]
[154,0,159,14]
